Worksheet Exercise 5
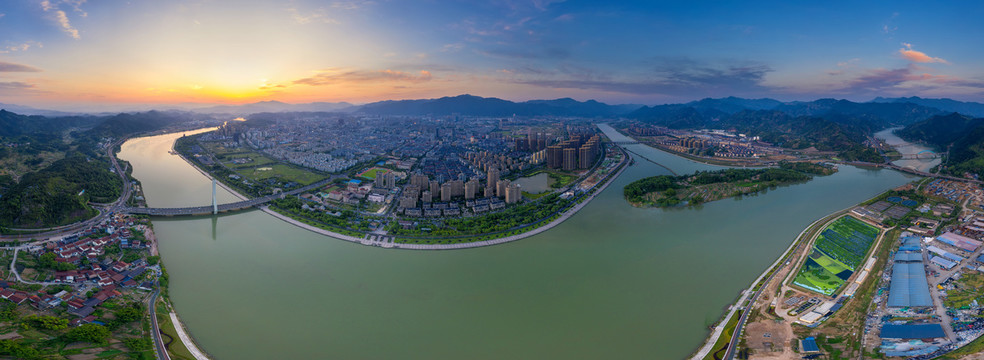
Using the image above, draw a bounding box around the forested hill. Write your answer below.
[0,110,101,137]
[0,110,211,230]
[896,113,981,148]
[897,113,984,177]
[624,98,950,163]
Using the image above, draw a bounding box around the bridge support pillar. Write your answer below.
[212,179,218,215]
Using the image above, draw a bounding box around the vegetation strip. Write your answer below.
[624,161,836,207]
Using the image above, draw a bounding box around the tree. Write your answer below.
[24,315,68,330]
[38,252,56,268]
[66,324,111,344]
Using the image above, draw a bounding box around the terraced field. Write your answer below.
[793,216,880,295]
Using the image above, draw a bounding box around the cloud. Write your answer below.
[292,69,433,86]
[41,0,84,39]
[511,59,773,96]
[287,7,338,24]
[52,10,80,38]
[0,41,43,53]
[845,64,984,94]
[0,61,42,72]
[441,43,465,52]
[0,81,36,90]
[478,46,571,60]
[328,0,375,10]
[899,43,948,64]
[882,12,899,35]
[287,1,372,24]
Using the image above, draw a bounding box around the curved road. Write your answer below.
[1,138,132,241]
[147,288,171,360]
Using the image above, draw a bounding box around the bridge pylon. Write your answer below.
[212,179,218,215]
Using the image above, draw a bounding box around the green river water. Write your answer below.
[118,124,916,359]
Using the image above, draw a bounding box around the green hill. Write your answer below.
[898,113,984,177]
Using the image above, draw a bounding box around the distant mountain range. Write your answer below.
[0,103,85,117]
[4,95,984,120]
[190,100,355,114]
[872,97,984,118]
[357,94,642,117]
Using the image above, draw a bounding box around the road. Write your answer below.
[121,178,333,216]
[691,208,848,360]
[924,233,984,342]
[147,288,171,360]
[9,244,73,286]
[840,161,982,185]
[1,137,132,241]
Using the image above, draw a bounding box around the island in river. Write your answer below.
[624,161,837,207]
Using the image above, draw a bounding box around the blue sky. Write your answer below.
[0,0,982,109]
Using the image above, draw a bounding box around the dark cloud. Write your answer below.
[512,59,773,96]
[0,61,42,72]
[848,67,913,91]
[0,81,36,91]
[847,65,984,92]
[293,69,432,86]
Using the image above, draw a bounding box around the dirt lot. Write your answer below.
[746,317,796,360]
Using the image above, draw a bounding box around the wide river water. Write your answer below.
[118,125,916,359]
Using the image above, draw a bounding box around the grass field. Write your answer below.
[156,300,196,360]
[202,142,326,186]
[357,167,388,180]
[242,163,323,185]
[703,310,742,360]
[792,216,880,296]
[793,254,847,296]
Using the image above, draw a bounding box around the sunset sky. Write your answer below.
[1,0,982,110]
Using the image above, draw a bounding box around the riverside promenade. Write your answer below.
[262,147,629,250]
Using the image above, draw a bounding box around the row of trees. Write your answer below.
[389,194,571,237]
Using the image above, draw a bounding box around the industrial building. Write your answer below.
[937,231,983,252]
[887,237,934,308]
[880,324,946,340]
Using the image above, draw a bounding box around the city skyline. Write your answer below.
[1,0,983,110]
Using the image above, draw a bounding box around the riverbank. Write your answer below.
[625,162,836,208]
[623,133,774,167]
[688,206,854,360]
[170,129,631,250]
[260,147,629,250]
[169,139,249,202]
[169,310,212,360]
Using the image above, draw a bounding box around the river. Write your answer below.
[874,127,941,173]
[118,124,917,359]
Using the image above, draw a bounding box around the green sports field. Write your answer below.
[792,216,879,296]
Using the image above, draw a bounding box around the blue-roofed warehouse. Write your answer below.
[801,337,820,353]
[888,262,933,308]
[899,236,922,252]
[880,324,946,339]
[931,256,957,269]
[894,252,922,262]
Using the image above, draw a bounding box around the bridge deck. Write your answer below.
[122,178,332,216]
